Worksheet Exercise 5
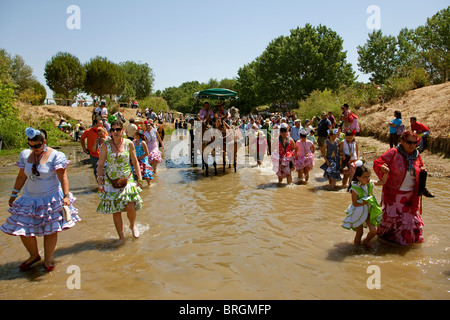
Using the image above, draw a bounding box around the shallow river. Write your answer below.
[0,137,448,300]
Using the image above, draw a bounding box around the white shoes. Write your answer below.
[130,226,140,238]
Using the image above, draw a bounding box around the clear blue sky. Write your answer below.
[1,0,448,98]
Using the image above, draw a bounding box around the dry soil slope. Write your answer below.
[357,82,450,156]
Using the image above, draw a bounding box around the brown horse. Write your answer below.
[198,117,239,176]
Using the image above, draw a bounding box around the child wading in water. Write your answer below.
[294,130,315,182]
[342,164,389,247]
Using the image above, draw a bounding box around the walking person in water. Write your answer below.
[1,128,80,272]
[96,121,144,240]
[320,128,342,189]
[340,130,359,188]
[132,128,154,186]
[373,131,430,245]
[342,165,389,247]
[272,126,295,184]
[293,130,315,183]
[144,120,164,175]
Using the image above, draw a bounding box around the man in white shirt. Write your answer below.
[126,118,138,140]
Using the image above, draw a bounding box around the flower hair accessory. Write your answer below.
[25,127,41,139]
[108,115,117,124]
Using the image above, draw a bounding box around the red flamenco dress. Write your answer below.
[373,147,425,245]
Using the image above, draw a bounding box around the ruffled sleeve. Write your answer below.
[51,151,70,172]
[15,149,31,169]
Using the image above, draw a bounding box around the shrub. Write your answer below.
[0,113,73,151]
[0,80,17,119]
[381,76,414,102]
[139,96,169,113]
[295,89,341,122]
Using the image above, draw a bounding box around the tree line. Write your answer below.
[0,49,47,119]
[1,6,448,120]
[357,6,449,85]
[236,7,448,112]
[44,53,155,105]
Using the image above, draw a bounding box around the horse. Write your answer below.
[199,115,239,176]
[113,111,126,124]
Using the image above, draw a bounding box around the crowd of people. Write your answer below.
[1,100,435,273]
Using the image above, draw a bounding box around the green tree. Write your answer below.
[0,48,13,83]
[397,28,420,68]
[0,80,17,119]
[119,61,155,100]
[415,6,450,83]
[357,30,399,84]
[84,56,125,100]
[162,81,204,114]
[236,61,260,114]
[244,24,355,104]
[44,52,85,105]
[9,54,36,96]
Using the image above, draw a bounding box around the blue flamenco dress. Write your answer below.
[1,149,80,237]
[132,139,154,180]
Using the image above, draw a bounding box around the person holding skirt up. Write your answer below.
[342,165,388,247]
[1,128,80,272]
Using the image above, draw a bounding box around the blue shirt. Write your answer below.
[390,118,402,134]
[290,125,303,141]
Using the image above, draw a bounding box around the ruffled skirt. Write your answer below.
[271,154,292,178]
[294,153,315,171]
[320,159,342,181]
[342,196,382,231]
[377,190,424,245]
[132,159,154,180]
[1,192,80,237]
[97,183,143,214]
[148,150,163,163]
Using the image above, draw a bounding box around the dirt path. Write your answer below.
[357,136,450,178]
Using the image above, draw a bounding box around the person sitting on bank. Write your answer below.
[410,117,430,153]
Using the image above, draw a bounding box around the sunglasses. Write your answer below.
[28,143,43,149]
[404,140,418,145]
[110,128,122,132]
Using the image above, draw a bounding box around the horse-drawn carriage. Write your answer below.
[192,89,241,176]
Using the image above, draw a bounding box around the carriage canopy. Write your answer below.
[193,88,239,100]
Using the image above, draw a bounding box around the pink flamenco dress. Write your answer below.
[373,146,425,245]
[1,149,80,237]
[294,140,315,171]
[145,128,163,164]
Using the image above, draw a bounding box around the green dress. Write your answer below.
[342,181,382,231]
[97,139,143,214]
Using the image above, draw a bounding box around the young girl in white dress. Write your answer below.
[342,164,389,247]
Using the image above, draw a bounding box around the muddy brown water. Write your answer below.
[0,138,448,300]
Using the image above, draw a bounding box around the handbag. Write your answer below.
[417,169,427,196]
[62,205,72,222]
[106,172,132,189]
[396,124,405,135]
